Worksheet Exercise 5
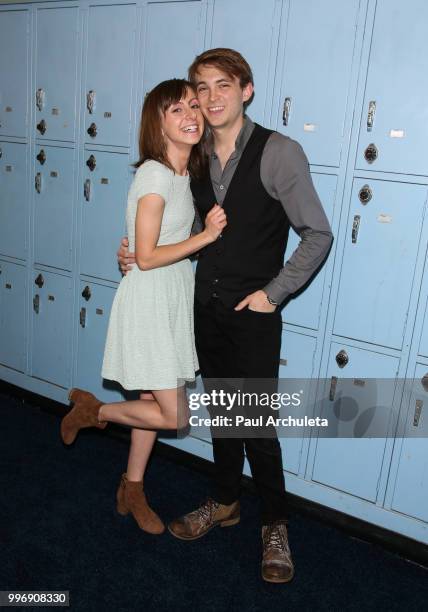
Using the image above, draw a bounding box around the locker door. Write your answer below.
[356,0,428,175]
[282,173,336,330]
[0,261,26,372]
[0,9,29,138]
[418,297,428,358]
[310,343,399,502]
[76,281,123,402]
[210,0,278,124]
[0,142,28,260]
[31,270,72,387]
[274,0,359,166]
[34,145,75,271]
[389,363,428,522]
[35,6,79,142]
[333,179,427,349]
[84,4,136,147]
[79,150,128,282]
[141,1,205,94]
[278,329,317,475]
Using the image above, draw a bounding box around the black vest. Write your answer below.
[191,123,290,307]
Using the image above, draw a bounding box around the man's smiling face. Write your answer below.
[193,64,253,130]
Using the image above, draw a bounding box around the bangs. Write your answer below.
[156,79,195,113]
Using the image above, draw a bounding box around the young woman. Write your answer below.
[60,79,227,535]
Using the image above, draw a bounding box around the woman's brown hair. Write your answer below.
[133,79,207,179]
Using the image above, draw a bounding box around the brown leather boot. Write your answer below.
[262,521,294,583]
[60,388,107,445]
[168,498,240,540]
[116,473,165,535]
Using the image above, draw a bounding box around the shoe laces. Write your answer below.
[195,498,220,524]
[263,522,288,552]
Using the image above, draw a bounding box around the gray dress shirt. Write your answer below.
[193,116,334,304]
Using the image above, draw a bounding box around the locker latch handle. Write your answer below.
[35,173,42,194]
[87,122,97,138]
[413,399,423,427]
[87,90,96,114]
[84,179,91,202]
[367,100,376,132]
[36,88,45,112]
[37,119,47,135]
[329,376,338,401]
[282,97,292,126]
[352,215,360,244]
[33,294,40,314]
[80,307,87,328]
[81,285,91,301]
[36,149,46,165]
[34,273,44,288]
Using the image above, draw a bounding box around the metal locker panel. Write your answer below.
[35,6,79,142]
[0,9,29,138]
[0,260,26,372]
[0,142,28,259]
[141,1,204,94]
[31,269,72,387]
[282,172,336,330]
[278,329,317,475]
[418,296,428,357]
[34,145,75,271]
[311,343,399,502]
[79,150,128,282]
[356,0,428,175]
[84,4,136,147]
[76,281,123,402]
[333,179,427,350]
[275,0,359,167]
[390,363,428,522]
[210,0,277,124]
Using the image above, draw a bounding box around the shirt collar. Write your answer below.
[207,115,255,159]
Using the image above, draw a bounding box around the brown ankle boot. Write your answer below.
[116,473,165,535]
[60,388,107,445]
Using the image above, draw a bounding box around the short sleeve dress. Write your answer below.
[101,159,199,390]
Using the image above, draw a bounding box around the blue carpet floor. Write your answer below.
[1,390,427,611]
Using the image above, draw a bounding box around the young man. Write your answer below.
[118,49,333,583]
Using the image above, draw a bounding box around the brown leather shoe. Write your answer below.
[60,388,107,445]
[116,473,165,535]
[262,521,294,583]
[168,498,240,540]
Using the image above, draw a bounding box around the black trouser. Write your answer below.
[194,296,288,525]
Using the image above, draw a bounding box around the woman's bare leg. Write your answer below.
[98,385,189,430]
[126,393,158,482]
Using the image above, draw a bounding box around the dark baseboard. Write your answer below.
[1,379,427,569]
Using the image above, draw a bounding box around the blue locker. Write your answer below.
[310,342,399,502]
[141,1,205,94]
[75,280,124,402]
[0,260,26,372]
[274,0,360,166]
[0,142,28,260]
[79,150,129,282]
[333,179,428,350]
[210,0,278,125]
[389,363,428,522]
[356,0,428,175]
[30,269,72,387]
[84,3,137,147]
[282,173,337,330]
[418,297,428,358]
[35,6,79,142]
[0,9,29,138]
[34,145,75,271]
[278,328,317,475]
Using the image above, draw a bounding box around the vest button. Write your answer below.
[212,278,219,284]
[212,292,219,298]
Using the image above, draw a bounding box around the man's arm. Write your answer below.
[260,132,334,305]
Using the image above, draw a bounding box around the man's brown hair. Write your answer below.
[188,48,254,107]
[133,79,206,178]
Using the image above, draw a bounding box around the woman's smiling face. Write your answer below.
[161,87,204,148]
